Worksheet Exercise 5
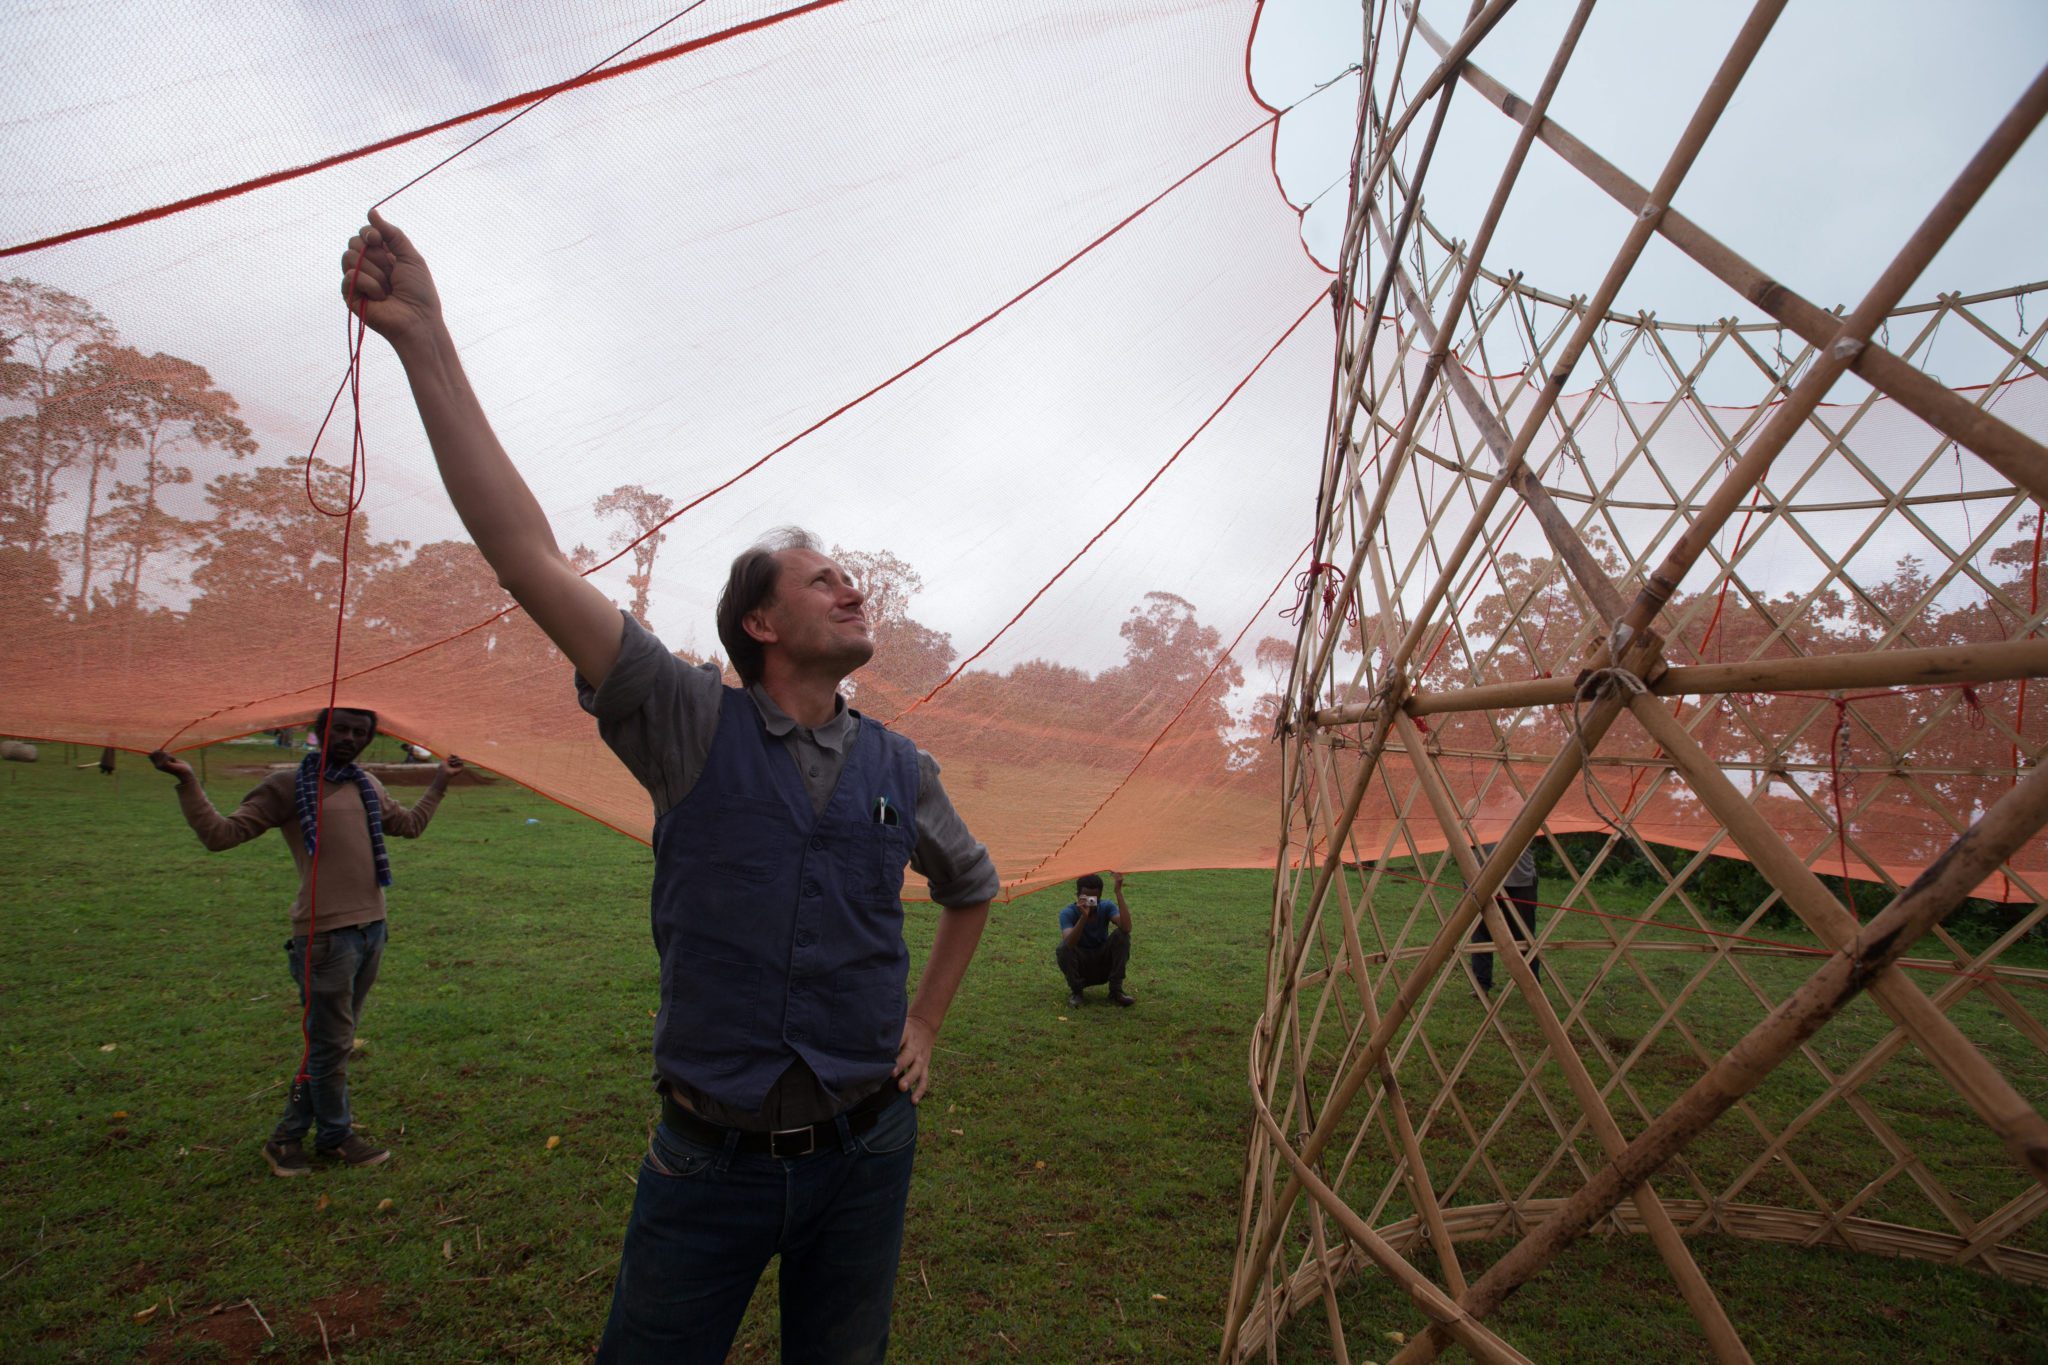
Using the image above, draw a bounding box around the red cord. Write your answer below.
[293,302,371,1088]
[0,0,847,262]
[887,289,1325,724]
[1010,540,1311,889]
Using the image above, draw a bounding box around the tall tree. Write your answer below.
[0,279,113,554]
[98,347,255,612]
[1100,590,1245,770]
[0,279,113,612]
[1230,635,1295,777]
[187,458,403,636]
[830,543,956,697]
[594,483,674,627]
[46,344,140,617]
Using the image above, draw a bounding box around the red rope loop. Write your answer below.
[1281,559,1352,632]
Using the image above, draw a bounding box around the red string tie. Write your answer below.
[1961,684,1987,730]
[1282,560,1350,630]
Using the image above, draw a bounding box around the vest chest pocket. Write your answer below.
[702,795,795,885]
[864,821,916,903]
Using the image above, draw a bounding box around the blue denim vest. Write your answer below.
[648,687,920,1111]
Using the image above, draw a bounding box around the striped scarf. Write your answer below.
[295,752,392,888]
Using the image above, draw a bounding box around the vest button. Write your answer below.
[810,838,824,853]
[796,931,813,946]
[804,882,820,898]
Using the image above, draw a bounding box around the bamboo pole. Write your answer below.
[1291,0,1517,660]
[1389,711,1754,1360]
[1318,0,1600,679]
[1245,1038,1537,1365]
[1305,0,1790,695]
[1326,805,1473,1302]
[1303,635,2048,726]
[1614,63,2048,646]
[1225,631,1662,1340]
[1391,756,2048,1362]
[1626,694,2048,1185]
[1412,14,2048,503]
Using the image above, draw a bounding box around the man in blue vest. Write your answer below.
[344,212,997,1363]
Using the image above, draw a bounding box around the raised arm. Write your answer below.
[375,755,464,838]
[1111,871,1132,937]
[341,210,625,686]
[149,750,284,852]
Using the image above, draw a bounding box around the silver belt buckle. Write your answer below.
[769,1125,816,1158]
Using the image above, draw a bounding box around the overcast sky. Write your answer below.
[4,0,2043,687]
[1252,0,2047,391]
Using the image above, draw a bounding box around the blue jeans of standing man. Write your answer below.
[597,1090,920,1364]
[275,920,386,1150]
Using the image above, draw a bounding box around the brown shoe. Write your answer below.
[261,1138,311,1178]
[1108,986,1136,1007]
[316,1133,391,1168]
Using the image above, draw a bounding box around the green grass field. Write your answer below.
[2,742,2045,1361]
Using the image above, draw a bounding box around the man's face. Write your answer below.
[749,549,873,679]
[322,711,376,766]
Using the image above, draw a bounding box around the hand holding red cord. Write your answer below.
[340,209,443,347]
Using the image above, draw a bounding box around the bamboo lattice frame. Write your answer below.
[1224,4,2048,1361]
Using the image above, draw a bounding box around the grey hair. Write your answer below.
[755,525,821,555]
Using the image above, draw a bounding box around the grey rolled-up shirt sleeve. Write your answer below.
[910,751,999,908]
[574,612,724,817]
[580,611,997,902]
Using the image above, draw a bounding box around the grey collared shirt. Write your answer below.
[575,612,999,1128]
[577,613,998,907]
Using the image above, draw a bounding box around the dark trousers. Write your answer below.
[276,919,386,1148]
[597,1092,919,1364]
[1055,931,1130,994]
[1470,880,1540,991]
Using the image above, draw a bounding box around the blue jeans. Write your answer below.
[597,1091,920,1364]
[275,920,386,1149]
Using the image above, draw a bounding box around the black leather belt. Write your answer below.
[660,1083,898,1159]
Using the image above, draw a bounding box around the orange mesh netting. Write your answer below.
[2,1,2043,907]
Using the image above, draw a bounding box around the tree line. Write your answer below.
[0,277,1264,779]
[8,271,2034,832]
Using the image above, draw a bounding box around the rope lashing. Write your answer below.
[1282,559,1355,634]
[1961,684,1987,729]
[1568,660,1651,834]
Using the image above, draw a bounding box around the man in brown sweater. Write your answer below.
[149,708,460,1176]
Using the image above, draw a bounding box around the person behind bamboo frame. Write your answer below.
[1469,838,1542,992]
